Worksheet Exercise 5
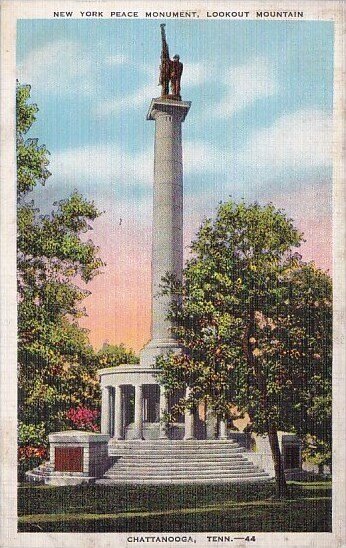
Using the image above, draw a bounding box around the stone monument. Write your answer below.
[140,23,190,367]
[27,27,303,485]
[97,25,193,443]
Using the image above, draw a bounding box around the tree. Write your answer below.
[278,265,332,472]
[17,82,104,474]
[156,200,332,497]
[97,342,139,368]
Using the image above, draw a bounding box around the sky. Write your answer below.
[17,19,334,352]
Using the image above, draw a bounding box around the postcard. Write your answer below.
[0,1,345,547]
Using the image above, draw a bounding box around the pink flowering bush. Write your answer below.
[66,407,99,432]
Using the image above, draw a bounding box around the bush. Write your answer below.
[66,406,99,431]
[18,444,48,481]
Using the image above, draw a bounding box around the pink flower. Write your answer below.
[66,406,99,431]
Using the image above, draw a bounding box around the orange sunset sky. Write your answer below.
[80,183,332,353]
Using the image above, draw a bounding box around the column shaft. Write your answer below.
[151,110,183,343]
[101,386,111,435]
[114,385,123,440]
[219,420,228,440]
[184,387,195,440]
[140,100,190,368]
[159,386,168,439]
[134,384,144,440]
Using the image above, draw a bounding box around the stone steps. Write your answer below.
[111,460,253,469]
[108,441,245,458]
[26,463,97,486]
[98,475,270,485]
[108,440,239,449]
[106,467,261,477]
[110,453,252,462]
[109,450,245,458]
[102,440,271,484]
[111,463,254,476]
[26,440,272,486]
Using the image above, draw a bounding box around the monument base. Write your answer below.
[140,338,182,367]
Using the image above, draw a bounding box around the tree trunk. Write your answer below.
[243,309,288,498]
[268,423,288,498]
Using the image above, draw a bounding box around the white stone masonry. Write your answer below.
[140,98,191,367]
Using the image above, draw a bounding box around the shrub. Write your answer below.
[66,406,99,431]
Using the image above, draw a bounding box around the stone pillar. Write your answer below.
[101,386,112,435]
[114,385,123,440]
[219,420,228,440]
[184,387,195,440]
[134,384,144,440]
[140,98,191,367]
[159,385,168,439]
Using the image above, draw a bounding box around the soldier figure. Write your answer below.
[159,25,183,100]
[159,24,171,96]
[170,54,183,98]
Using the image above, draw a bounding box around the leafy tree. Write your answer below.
[156,200,332,497]
[17,82,104,472]
[97,342,139,368]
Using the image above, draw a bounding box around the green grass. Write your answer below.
[18,481,332,533]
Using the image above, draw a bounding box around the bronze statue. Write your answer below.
[159,24,183,100]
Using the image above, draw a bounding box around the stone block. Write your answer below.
[47,430,110,485]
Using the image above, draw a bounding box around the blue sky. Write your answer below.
[17,20,333,206]
[17,19,334,348]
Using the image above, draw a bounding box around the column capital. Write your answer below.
[147,98,191,122]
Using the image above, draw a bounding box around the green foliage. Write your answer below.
[18,422,47,446]
[97,343,138,368]
[16,83,51,196]
[156,200,332,469]
[17,82,104,472]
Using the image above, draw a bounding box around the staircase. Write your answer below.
[26,462,96,486]
[98,439,271,485]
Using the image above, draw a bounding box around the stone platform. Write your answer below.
[27,438,272,485]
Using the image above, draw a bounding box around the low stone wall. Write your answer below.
[249,432,303,479]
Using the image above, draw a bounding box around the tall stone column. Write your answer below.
[140,98,191,367]
[101,386,111,435]
[134,384,144,440]
[114,385,123,440]
[184,387,195,440]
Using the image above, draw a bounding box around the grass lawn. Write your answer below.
[18,481,332,533]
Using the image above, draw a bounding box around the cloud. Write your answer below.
[19,37,208,113]
[49,143,153,188]
[94,84,158,116]
[184,141,225,174]
[214,57,278,118]
[105,54,129,65]
[49,138,227,191]
[239,108,332,169]
[95,61,207,116]
[18,41,97,96]
[46,105,332,209]
[182,62,208,88]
